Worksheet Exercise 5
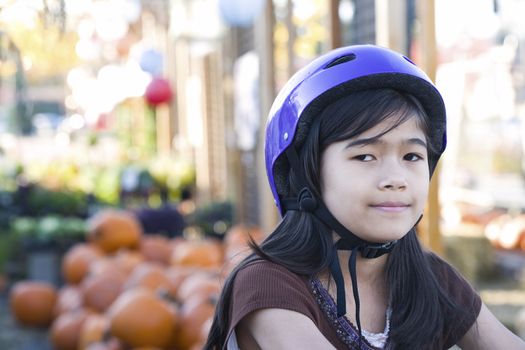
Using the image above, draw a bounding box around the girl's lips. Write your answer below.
[370,202,410,212]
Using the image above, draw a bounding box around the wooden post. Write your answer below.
[375,0,407,52]
[285,0,296,76]
[329,0,342,49]
[156,104,171,154]
[255,0,280,234]
[416,0,443,254]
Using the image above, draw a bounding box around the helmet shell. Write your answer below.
[265,45,447,214]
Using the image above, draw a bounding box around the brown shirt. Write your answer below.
[226,252,482,349]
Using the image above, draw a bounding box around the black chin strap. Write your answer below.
[333,239,397,348]
[282,146,400,348]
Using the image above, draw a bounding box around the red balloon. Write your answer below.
[144,77,173,106]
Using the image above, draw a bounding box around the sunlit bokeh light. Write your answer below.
[339,0,355,24]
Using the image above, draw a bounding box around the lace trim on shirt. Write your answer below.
[310,278,389,349]
[361,307,391,348]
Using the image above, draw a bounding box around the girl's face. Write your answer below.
[320,115,429,243]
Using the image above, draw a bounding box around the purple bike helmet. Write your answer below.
[265,44,447,216]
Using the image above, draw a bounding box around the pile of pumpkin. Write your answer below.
[8,209,263,350]
[458,205,525,251]
[484,212,525,251]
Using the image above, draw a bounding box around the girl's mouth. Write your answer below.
[370,202,410,212]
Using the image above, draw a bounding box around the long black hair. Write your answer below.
[205,89,461,349]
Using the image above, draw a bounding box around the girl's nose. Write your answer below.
[378,175,408,191]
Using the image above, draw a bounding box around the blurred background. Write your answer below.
[1,0,525,349]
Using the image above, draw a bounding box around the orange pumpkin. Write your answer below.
[81,269,126,313]
[200,316,213,342]
[485,214,525,250]
[171,295,216,350]
[50,308,91,350]
[123,263,175,295]
[9,280,57,327]
[171,239,224,268]
[165,266,200,294]
[112,250,145,276]
[53,285,84,318]
[224,224,264,249]
[108,288,177,348]
[78,313,110,350]
[62,243,103,284]
[499,215,525,250]
[84,338,124,350]
[140,235,173,265]
[87,209,142,253]
[222,247,253,278]
[485,214,511,248]
[189,342,206,350]
[176,273,220,303]
[88,257,119,277]
[223,225,263,276]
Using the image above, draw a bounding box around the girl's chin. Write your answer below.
[355,229,411,243]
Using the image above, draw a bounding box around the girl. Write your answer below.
[205,45,525,349]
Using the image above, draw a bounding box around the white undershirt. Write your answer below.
[361,306,391,348]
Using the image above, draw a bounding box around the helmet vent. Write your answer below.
[324,53,356,69]
[403,55,416,65]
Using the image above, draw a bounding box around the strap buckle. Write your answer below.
[361,240,398,259]
[298,187,318,212]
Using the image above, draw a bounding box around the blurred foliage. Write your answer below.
[0,183,89,219]
[0,214,86,275]
[0,130,195,273]
[2,155,195,208]
[0,190,17,227]
[188,200,234,240]
[148,155,196,200]
[0,232,15,274]
[20,184,89,217]
[0,187,87,274]
[10,215,86,243]
[4,17,78,83]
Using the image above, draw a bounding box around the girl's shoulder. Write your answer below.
[238,257,300,274]
[227,259,335,347]
[424,251,475,291]
[232,258,311,297]
[423,251,483,347]
[424,250,469,282]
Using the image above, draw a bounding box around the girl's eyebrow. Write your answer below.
[405,137,427,148]
[344,137,380,149]
[344,137,427,149]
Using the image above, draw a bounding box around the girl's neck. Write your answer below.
[330,232,389,286]
[318,248,390,333]
[336,250,388,287]
[317,249,389,292]
[314,234,391,333]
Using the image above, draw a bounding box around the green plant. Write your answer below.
[189,201,234,239]
[11,215,87,243]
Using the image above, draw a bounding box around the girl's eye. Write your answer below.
[404,153,424,161]
[354,154,375,161]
